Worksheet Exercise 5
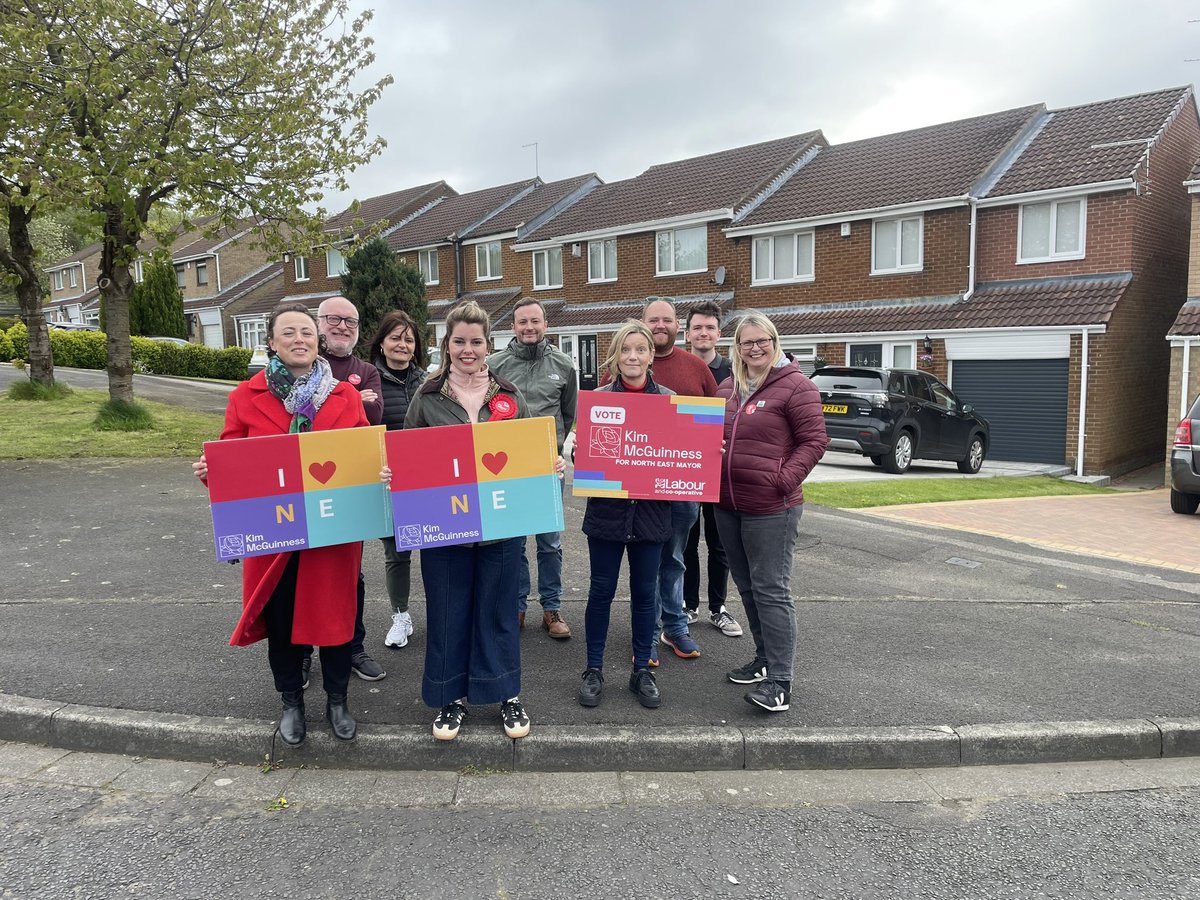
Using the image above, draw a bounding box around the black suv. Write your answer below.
[1170,393,1199,515]
[811,366,990,474]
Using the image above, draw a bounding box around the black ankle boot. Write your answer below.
[326,694,357,742]
[279,690,306,745]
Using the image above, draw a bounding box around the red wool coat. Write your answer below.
[215,373,369,647]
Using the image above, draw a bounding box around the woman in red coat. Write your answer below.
[193,302,368,745]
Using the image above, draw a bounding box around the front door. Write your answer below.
[578,334,598,390]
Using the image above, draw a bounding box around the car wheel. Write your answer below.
[957,435,985,474]
[870,455,884,467]
[881,431,913,474]
[1170,489,1200,515]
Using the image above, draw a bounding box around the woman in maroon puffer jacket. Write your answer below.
[715,312,828,713]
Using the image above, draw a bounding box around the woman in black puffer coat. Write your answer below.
[367,310,427,650]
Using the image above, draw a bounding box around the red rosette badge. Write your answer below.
[488,394,517,421]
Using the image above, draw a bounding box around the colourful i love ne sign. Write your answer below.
[204,426,391,560]
[384,417,563,550]
[572,391,725,502]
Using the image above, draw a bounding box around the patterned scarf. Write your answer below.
[265,354,337,433]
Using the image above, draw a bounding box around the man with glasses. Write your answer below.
[683,301,742,639]
[300,296,386,685]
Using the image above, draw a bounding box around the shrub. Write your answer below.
[49,329,107,369]
[7,321,28,359]
[153,342,251,380]
[94,399,155,431]
[0,331,12,362]
[130,336,162,374]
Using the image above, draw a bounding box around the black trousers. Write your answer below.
[265,553,351,696]
[683,502,729,614]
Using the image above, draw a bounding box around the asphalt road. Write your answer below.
[0,364,234,415]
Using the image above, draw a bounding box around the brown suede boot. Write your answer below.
[542,610,571,640]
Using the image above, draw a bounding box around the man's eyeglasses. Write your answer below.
[738,338,774,351]
[319,314,359,328]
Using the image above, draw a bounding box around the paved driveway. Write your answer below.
[810,452,1069,483]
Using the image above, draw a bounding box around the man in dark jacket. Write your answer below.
[487,298,578,640]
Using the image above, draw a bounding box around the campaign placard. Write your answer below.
[385,416,564,550]
[572,391,725,501]
[204,425,391,560]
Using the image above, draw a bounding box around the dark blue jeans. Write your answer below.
[420,538,522,708]
[584,537,663,670]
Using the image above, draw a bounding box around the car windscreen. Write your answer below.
[811,373,884,391]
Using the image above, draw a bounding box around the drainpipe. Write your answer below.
[1182,338,1192,418]
[452,236,464,300]
[1076,328,1089,477]
[964,198,978,302]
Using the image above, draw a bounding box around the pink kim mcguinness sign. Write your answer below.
[572,390,725,502]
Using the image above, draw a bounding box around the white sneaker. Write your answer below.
[685,608,700,625]
[710,608,743,637]
[384,611,411,648]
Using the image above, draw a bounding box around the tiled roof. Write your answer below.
[461,174,600,239]
[985,87,1192,197]
[737,106,1041,226]
[1169,299,1200,336]
[546,292,735,330]
[758,273,1131,337]
[324,181,456,233]
[45,242,102,269]
[425,287,523,324]
[521,132,825,241]
[172,218,260,258]
[183,263,282,312]
[386,180,539,251]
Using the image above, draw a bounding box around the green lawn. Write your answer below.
[804,475,1116,509]
[0,387,222,459]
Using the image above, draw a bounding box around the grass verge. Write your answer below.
[7,381,73,401]
[0,387,221,459]
[94,399,155,431]
[804,475,1116,509]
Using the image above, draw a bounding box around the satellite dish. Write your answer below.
[712,265,726,286]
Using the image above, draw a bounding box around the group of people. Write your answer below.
[194,293,828,745]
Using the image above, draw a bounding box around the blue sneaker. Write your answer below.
[660,630,701,659]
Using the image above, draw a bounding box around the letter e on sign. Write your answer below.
[320,498,334,518]
[491,489,506,510]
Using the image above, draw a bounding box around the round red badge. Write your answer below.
[489,394,517,421]
[348,374,362,385]
[745,404,757,415]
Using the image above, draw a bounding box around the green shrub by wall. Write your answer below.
[0,331,12,362]
[21,326,250,380]
[6,322,28,359]
[49,329,107,369]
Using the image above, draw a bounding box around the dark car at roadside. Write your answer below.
[1170,392,1200,514]
[811,366,990,474]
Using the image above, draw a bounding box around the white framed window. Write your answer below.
[68,268,78,288]
[326,248,347,278]
[588,239,617,282]
[752,231,815,284]
[846,342,916,368]
[239,317,267,349]
[532,247,562,290]
[195,262,208,287]
[52,271,64,290]
[419,249,439,285]
[294,255,309,281]
[1018,198,1085,263]
[655,225,707,275]
[174,264,187,288]
[476,241,502,280]
[872,216,923,274]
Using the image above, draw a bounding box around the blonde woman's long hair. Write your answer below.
[730,312,783,396]
[434,300,491,380]
[602,320,655,382]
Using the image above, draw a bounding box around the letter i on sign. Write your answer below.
[452,458,460,478]
[278,468,285,487]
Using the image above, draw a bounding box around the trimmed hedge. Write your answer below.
[3,324,251,380]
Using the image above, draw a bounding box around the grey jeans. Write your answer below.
[713,504,803,683]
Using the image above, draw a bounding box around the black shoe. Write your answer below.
[501,698,531,739]
[727,657,768,685]
[577,667,604,707]
[279,690,306,745]
[628,667,661,709]
[745,679,790,712]
[325,694,357,741]
[300,656,311,691]
[351,652,386,681]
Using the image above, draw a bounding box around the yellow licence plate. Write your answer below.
[822,404,848,414]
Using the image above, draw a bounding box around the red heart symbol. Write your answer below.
[309,461,336,484]
[481,451,508,475]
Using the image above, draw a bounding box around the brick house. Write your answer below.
[511,132,826,387]
[1167,160,1200,472]
[43,242,103,324]
[723,87,1199,475]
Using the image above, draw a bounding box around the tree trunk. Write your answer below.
[99,206,138,405]
[5,202,55,387]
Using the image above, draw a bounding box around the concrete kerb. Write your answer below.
[5,691,1200,771]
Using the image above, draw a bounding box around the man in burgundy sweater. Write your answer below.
[300,296,386,685]
[642,297,717,660]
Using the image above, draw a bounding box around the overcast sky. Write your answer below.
[323,0,1200,214]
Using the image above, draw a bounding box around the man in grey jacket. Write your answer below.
[487,298,578,639]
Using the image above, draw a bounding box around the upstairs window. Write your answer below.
[418,249,439,285]
[476,241,502,280]
[174,264,187,288]
[588,239,617,282]
[532,247,562,290]
[68,268,78,288]
[1018,198,1085,263]
[872,216,922,274]
[752,231,815,284]
[52,271,64,290]
[294,255,309,281]
[326,248,347,278]
[195,262,208,287]
[655,225,707,275]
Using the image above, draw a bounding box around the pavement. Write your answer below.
[3,443,1199,773]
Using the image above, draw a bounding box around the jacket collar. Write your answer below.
[507,337,548,361]
[247,373,351,430]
